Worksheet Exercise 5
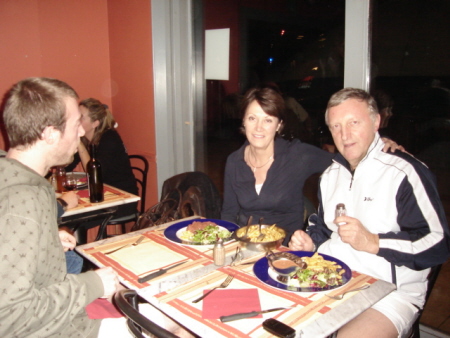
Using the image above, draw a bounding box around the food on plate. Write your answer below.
[179,221,232,244]
[237,224,284,243]
[288,252,345,288]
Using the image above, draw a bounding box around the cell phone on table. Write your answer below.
[262,318,296,338]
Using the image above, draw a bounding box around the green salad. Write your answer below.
[179,224,232,244]
[289,268,344,288]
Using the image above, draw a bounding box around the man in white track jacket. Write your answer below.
[289,88,450,338]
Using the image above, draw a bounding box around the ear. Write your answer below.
[93,119,100,129]
[276,121,282,132]
[373,113,381,132]
[41,126,59,145]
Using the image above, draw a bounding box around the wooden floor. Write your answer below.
[205,135,450,336]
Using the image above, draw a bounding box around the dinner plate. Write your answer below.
[253,251,351,293]
[164,219,239,246]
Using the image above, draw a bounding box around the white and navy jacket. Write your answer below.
[307,133,450,308]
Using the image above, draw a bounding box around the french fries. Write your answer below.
[301,252,345,275]
[237,224,284,242]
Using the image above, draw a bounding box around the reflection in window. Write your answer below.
[371,0,450,201]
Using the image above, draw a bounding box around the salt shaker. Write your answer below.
[213,238,225,266]
[335,203,347,225]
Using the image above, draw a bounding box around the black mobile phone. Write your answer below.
[262,318,296,338]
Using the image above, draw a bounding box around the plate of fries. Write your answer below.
[254,251,351,293]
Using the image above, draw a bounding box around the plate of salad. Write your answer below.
[254,251,351,293]
[164,219,239,246]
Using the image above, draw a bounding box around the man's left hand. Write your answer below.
[381,137,405,153]
[336,216,379,254]
[59,230,77,252]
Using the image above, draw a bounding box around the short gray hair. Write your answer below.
[325,88,379,125]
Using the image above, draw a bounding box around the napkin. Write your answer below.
[85,298,124,319]
[202,288,261,319]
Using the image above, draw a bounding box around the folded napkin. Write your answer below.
[202,288,261,319]
[85,298,124,319]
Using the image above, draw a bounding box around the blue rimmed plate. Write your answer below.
[254,251,351,293]
[164,219,239,246]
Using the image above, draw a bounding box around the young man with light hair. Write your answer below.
[0,77,120,337]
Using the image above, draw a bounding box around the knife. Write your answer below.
[138,261,187,283]
[220,306,294,322]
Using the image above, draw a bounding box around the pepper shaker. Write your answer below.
[213,238,225,266]
[335,203,347,225]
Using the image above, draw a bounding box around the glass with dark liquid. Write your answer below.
[63,174,78,191]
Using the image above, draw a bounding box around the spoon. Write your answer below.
[239,216,253,241]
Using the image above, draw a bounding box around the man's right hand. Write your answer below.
[60,191,80,209]
[288,230,315,251]
[94,267,120,298]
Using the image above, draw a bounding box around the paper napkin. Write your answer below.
[202,288,261,319]
[85,298,124,319]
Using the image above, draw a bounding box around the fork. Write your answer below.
[104,236,146,254]
[325,285,370,300]
[192,274,234,303]
[256,217,265,241]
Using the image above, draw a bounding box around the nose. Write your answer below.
[341,125,350,141]
[255,119,263,131]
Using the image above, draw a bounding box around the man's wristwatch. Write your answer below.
[57,197,68,211]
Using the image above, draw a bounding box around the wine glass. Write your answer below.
[63,173,78,191]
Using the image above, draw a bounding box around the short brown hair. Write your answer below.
[325,87,379,125]
[240,84,285,134]
[3,77,78,148]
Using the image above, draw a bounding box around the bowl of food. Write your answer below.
[234,224,286,252]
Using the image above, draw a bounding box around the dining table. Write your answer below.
[76,216,396,338]
[58,172,140,242]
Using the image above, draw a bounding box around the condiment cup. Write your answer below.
[266,251,307,277]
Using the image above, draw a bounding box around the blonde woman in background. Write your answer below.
[66,98,138,241]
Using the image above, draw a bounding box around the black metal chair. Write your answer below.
[114,289,179,338]
[101,155,149,237]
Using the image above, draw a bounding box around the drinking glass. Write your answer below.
[64,173,78,191]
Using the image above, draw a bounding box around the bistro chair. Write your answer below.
[159,171,222,219]
[99,155,149,238]
[114,289,178,338]
[408,263,443,338]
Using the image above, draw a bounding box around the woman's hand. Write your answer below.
[77,141,90,170]
[381,137,406,153]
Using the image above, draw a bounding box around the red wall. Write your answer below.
[0,0,158,208]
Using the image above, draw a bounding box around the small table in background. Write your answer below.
[59,184,140,243]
